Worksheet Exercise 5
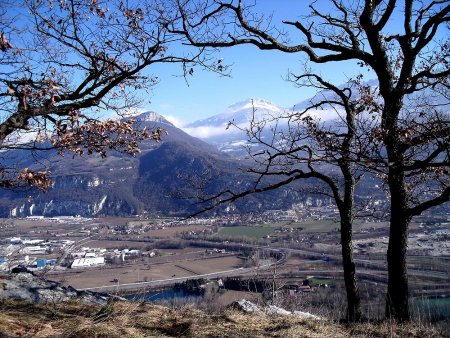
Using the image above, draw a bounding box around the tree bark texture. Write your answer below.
[385,165,411,321]
[340,214,362,322]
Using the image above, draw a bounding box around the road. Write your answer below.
[72,241,286,293]
[78,253,285,293]
[76,240,447,295]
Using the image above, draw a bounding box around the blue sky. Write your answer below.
[147,48,361,126]
[8,0,444,127]
[142,1,364,126]
[139,0,449,126]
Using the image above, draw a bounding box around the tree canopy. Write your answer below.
[0,0,208,190]
[175,0,450,321]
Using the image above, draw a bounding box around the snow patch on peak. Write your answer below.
[227,98,282,113]
[184,98,286,139]
[133,111,174,125]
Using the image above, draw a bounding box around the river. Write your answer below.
[124,288,202,303]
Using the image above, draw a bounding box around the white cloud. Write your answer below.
[182,125,241,139]
[2,130,47,148]
[163,115,186,128]
[306,107,345,121]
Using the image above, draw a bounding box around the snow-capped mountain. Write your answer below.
[182,78,445,158]
[292,80,380,120]
[183,98,287,154]
[185,99,284,133]
[183,82,382,156]
[133,111,174,126]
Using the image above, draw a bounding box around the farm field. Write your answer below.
[48,251,245,290]
[218,226,274,238]
[84,240,151,250]
[142,225,211,238]
[177,256,244,275]
[216,220,392,240]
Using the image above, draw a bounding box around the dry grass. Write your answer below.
[0,299,446,338]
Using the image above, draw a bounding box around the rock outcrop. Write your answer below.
[0,271,122,305]
[230,299,321,320]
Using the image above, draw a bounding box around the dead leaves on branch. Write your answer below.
[0,117,165,191]
[52,113,165,158]
[0,33,14,51]
[1,118,164,191]
[0,168,52,192]
[17,169,52,191]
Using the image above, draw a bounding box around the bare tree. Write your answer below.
[0,0,209,190]
[191,75,376,322]
[175,0,450,321]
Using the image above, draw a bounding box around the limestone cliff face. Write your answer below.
[2,170,142,217]
[8,197,136,218]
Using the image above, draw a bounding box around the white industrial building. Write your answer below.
[23,239,44,245]
[71,257,105,268]
[21,246,47,255]
[70,251,86,258]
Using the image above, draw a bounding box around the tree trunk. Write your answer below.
[340,211,361,322]
[338,111,361,322]
[385,170,411,321]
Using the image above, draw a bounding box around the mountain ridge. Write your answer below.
[0,110,326,217]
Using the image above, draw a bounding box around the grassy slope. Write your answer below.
[0,300,445,338]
